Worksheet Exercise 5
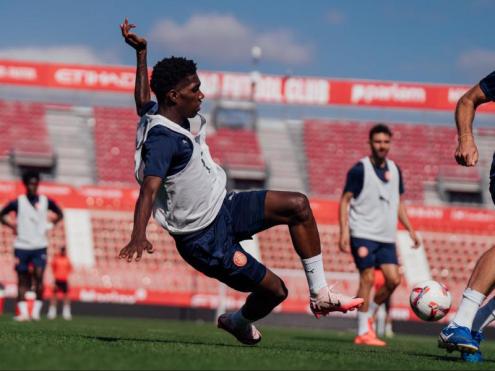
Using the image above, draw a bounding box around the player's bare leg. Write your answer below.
[218,269,287,345]
[31,267,45,320]
[62,295,72,320]
[439,246,495,354]
[48,295,57,320]
[14,272,30,321]
[262,191,363,316]
[373,264,401,306]
[353,268,385,346]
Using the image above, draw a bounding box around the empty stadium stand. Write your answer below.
[303,119,495,204]
[0,100,54,173]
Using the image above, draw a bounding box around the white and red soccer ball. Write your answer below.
[409,280,452,321]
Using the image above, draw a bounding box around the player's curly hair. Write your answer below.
[369,123,392,140]
[22,170,40,185]
[150,57,197,102]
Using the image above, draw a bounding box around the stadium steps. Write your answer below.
[257,118,306,193]
[45,107,97,186]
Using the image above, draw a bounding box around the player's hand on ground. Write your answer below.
[339,231,350,253]
[410,231,421,249]
[119,238,154,262]
[455,136,479,167]
[120,18,147,51]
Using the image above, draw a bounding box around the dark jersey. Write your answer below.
[480,71,495,101]
[140,102,193,179]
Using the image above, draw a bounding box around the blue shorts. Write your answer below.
[14,248,47,273]
[174,191,268,292]
[350,237,398,272]
[490,152,495,204]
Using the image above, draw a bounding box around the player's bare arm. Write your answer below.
[119,176,160,262]
[338,191,353,253]
[120,18,151,115]
[0,213,16,234]
[51,210,63,226]
[398,199,419,248]
[455,85,489,167]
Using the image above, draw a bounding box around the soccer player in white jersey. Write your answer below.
[339,124,420,347]
[0,171,63,321]
[439,71,495,363]
[118,19,363,345]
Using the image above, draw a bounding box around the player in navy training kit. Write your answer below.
[118,19,363,345]
[439,71,495,363]
[0,171,63,321]
[339,124,419,347]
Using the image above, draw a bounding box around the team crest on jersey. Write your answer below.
[233,251,247,267]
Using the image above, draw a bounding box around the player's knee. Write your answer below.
[271,279,289,305]
[360,269,375,287]
[289,193,312,223]
[385,275,401,291]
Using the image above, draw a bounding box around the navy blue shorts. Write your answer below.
[490,152,495,204]
[174,191,268,292]
[14,248,47,273]
[350,237,398,271]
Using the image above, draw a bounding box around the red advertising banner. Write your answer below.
[1,59,494,112]
[1,181,495,234]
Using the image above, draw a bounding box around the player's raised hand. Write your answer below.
[119,238,154,262]
[455,136,479,167]
[339,230,350,253]
[120,18,147,51]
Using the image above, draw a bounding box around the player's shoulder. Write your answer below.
[348,161,364,174]
[480,71,495,101]
[139,101,158,117]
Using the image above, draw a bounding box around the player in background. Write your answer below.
[119,19,363,345]
[48,246,72,320]
[439,71,495,363]
[0,171,63,321]
[339,124,420,347]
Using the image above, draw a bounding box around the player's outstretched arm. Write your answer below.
[398,199,420,249]
[119,176,160,262]
[454,84,489,167]
[120,18,151,116]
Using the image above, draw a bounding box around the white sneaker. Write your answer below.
[62,312,72,321]
[47,307,57,320]
[13,314,30,322]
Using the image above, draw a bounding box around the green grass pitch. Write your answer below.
[0,315,493,370]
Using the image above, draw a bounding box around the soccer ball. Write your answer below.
[409,280,452,321]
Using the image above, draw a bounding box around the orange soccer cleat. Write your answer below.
[354,332,387,347]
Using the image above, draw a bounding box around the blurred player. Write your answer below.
[0,171,63,321]
[439,71,495,362]
[48,246,72,320]
[118,19,363,345]
[373,268,394,338]
[339,124,419,347]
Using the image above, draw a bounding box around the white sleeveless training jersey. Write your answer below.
[14,194,49,250]
[134,110,227,235]
[349,157,400,243]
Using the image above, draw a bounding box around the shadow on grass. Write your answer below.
[406,351,495,364]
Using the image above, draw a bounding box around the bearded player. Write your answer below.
[339,124,419,347]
